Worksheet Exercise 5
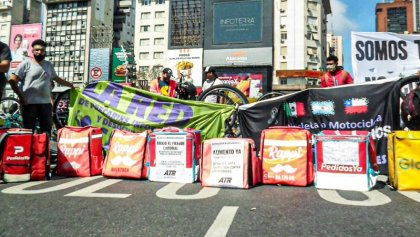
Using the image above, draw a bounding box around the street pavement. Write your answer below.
[0,175,419,237]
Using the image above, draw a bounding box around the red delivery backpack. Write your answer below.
[57,126,103,177]
[201,138,261,189]
[260,126,314,186]
[0,129,50,182]
[148,127,200,183]
[103,129,149,179]
[313,130,378,191]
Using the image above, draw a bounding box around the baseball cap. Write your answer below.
[162,67,173,77]
[204,66,216,74]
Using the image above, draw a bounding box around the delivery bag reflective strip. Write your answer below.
[314,130,376,191]
[2,132,32,182]
[57,126,103,177]
[388,131,420,190]
[201,138,261,189]
[30,133,50,181]
[102,129,147,179]
[260,126,313,186]
[147,130,196,183]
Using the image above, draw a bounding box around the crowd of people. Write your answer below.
[0,38,354,134]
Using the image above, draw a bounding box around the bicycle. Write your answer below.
[0,97,23,128]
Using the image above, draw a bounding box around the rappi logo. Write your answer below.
[61,145,85,157]
[321,164,363,173]
[268,146,303,161]
[399,158,420,170]
[112,142,139,154]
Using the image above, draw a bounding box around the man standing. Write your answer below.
[9,39,75,134]
[0,40,12,99]
[321,55,353,88]
[202,66,223,103]
[149,67,177,97]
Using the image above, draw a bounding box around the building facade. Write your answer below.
[326,33,343,66]
[42,0,114,87]
[376,0,414,34]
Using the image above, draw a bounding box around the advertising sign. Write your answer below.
[167,48,203,87]
[218,72,263,99]
[111,47,127,83]
[213,0,262,44]
[88,48,110,82]
[351,32,420,84]
[9,23,42,72]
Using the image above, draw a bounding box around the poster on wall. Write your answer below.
[167,48,203,87]
[111,48,127,83]
[88,48,110,82]
[9,23,42,72]
[218,73,263,99]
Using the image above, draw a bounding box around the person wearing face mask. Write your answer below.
[8,39,75,135]
[320,55,353,88]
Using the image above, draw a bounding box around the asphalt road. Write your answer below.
[0,175,419,237]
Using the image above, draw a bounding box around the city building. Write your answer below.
[42,0,114,87]
[113,0,135,47]
[134,0,169,76]
[0,0,41,43]
[326,33,343,66]
[376,0,413,34]
[273,0,331,92]
[412,0,420,32]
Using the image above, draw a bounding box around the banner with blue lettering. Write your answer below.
[67,82,235,143]
[238,78,404,174]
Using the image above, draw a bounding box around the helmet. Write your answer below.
[176,81,197,100]
[401,89,420,130]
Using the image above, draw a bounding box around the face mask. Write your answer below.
[34,54,45,62]
[326,64,336,72]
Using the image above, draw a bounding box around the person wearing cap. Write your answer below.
[149,67,177,97]
[202,66,223,103]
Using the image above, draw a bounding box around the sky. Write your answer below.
[327,0,379,74]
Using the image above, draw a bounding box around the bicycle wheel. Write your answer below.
[399,75,420,99]
[0,97,22,128]
[198,84,248,138]
[256,91,286,101]
[197,84,249,105]
[52,89,70,129]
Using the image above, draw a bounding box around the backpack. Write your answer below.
[401,88,420,130]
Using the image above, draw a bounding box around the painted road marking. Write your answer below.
[317,189,391,206]
[205,206,239,237]
[1,177,101,194]
[65,179,131,198]
[156,183,220,200]
[398,191,420,203]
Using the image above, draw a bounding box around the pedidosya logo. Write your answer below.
[399,158,420,170]
[6,146,29,161]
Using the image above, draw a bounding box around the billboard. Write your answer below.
[213,0,262,45]
[88,48,110,82]
[9,23,42,71]
[217,72,263,100]
[167,48,203,87]
[111,48,127,83]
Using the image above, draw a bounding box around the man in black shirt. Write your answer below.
[0,41,12,99]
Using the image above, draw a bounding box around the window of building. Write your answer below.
[154,38,164,45]
[139,66,149,72]
[153,52,164,59]
[139,52,149,60]
[140,25,150,32]
[140,38,150,46]
[154,24,164,32]
[142,0,151,5]
[155,11,165,18]
[141,12,151,19]
[156,0,165,4]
